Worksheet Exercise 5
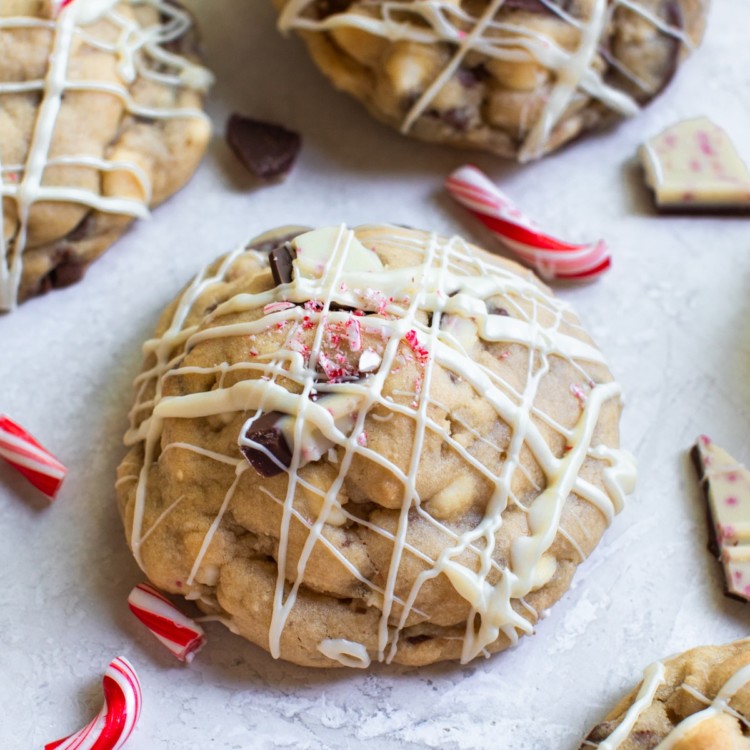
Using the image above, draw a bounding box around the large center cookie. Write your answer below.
[0,0,211,309]
[117,224,635,667]
[276,0,708,162]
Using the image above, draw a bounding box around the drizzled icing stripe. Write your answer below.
[590,649,750,748]
[123,224,635,664]
[594,661,667,749]
[278,0,695,161]
[0,0,212,311]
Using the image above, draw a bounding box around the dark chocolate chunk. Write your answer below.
[66,212,96,242]
[50,260,87,288]
[457,64,490,88]
[690,443,720,557]
[241,412,292,477]
[425,106,471,133]
[269,243,297,286]
[246,229,309,255]
[488,304,510,317]
[226,114,302,180]
[315,0,353,18]
[502,0,571,14]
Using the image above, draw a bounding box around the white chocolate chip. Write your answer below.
[427,474,477,519]
[359,348,382,373]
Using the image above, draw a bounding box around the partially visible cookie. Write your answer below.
[0,0,212,310]
[275,0,709,162]
[581,640,750,749]
[117,222,635,668]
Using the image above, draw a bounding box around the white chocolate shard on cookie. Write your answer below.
[640,118,750,210]
[692,435,750,602]
[294,226,384,276]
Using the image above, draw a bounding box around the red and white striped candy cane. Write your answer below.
[45,657,142,750]
[128,583,206,663]
[445,165,611,282]
[0,415,67,499]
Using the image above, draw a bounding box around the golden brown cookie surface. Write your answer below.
[117,224,634,667]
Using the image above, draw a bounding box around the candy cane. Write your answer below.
[45,657,142,750]
[0,415,67,499]
[445,165,611,282]
[128,583,206,662]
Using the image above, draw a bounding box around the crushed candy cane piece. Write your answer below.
[445,165,611,282]
[263,301,296,315]
[0,414,67,499]
[128,583,206,662]
[45,657,142,750]
[346,317,363,352]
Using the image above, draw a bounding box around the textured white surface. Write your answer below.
[1,1,749,748]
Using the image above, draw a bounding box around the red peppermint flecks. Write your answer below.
[404,330,429,364]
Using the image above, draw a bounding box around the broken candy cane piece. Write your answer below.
[640,118,750,211]
[445,165,611,282]
[0,414,67,499]
[128,583,207,662]
[691,435,750,602]
[45,657,142,750]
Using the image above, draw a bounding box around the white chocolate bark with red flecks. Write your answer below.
[640,118,750,209]
[693,435,750,601]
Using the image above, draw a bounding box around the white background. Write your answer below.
[2,1,750,747]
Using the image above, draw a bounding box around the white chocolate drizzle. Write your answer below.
[318,638,372,668]
[123,224,635,665]
[278,0,696,161]
[591,647,750,748]
[0,0,212,311]
[594,661,667,749]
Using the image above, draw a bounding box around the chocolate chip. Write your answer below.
[315,0,352,18]
[226,114,302,180]
[66,212,96,242]
[457,64,490,88]
[488,304,510,316]
[502,0,570,13]
[240,412,292,477]
[269,243,297,286]
[247,230,308,255]
[406,634,433,645]
[426,106,471,133]
[50,260,86,288]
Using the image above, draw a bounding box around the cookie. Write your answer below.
[581,639,750,749]
[275,0,708,162]
[117,223,635,667]
[0,0,212,310]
